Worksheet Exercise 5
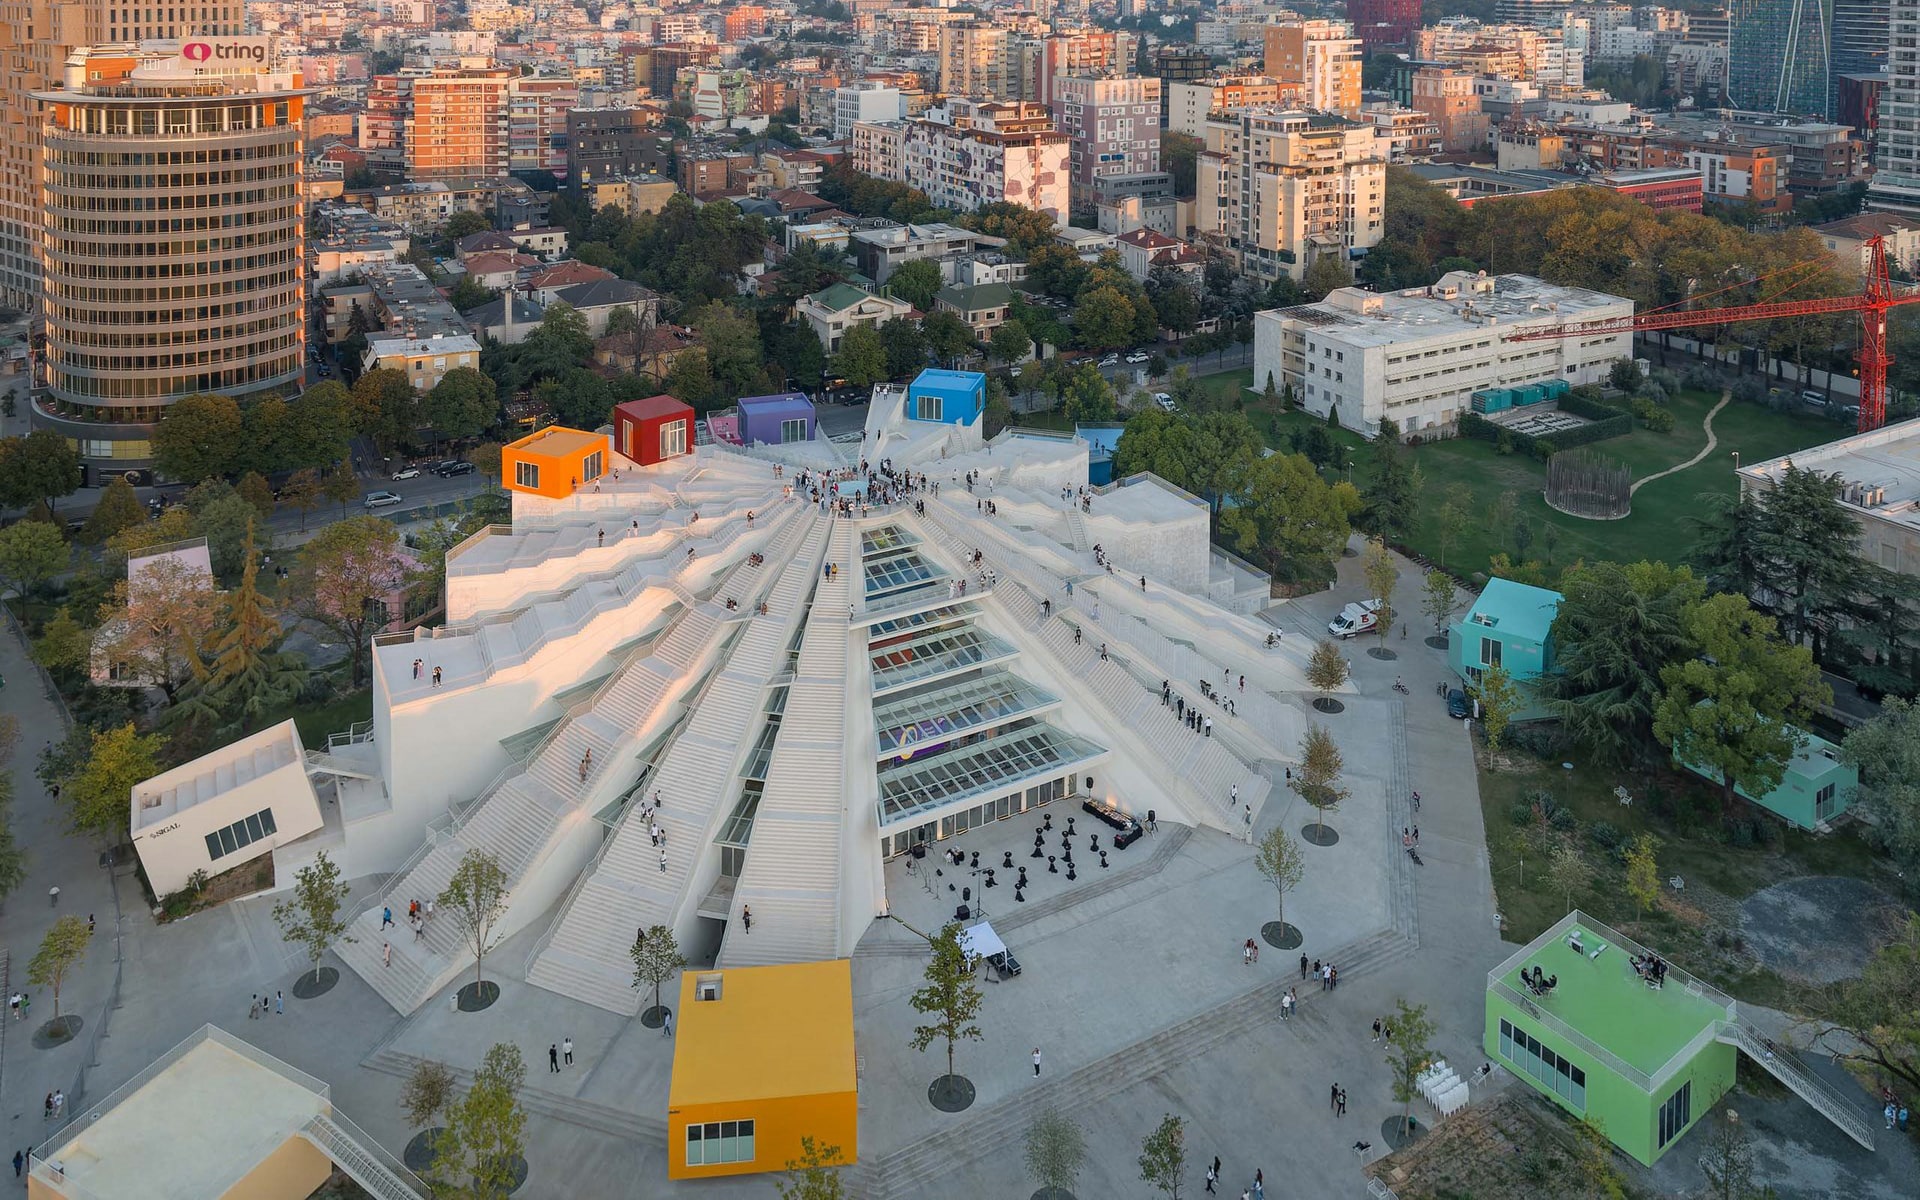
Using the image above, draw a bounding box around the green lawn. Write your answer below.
[279,687,373,748]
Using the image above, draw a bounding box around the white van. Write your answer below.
[1328,598,1383,639]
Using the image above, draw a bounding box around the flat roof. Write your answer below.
[738,392,814,417]
[669,960,856,1106]
[1492,912,1734,1086]
[1259,271,1633,351]
[506,426,608,460]
[1739,418,1920,531]
[41,1032,326,1199]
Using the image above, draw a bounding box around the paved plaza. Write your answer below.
[2,542,1905,1198]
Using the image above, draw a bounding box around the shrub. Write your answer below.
[1506,723,1568,758]
[1549,806,1578,832]
[1509,800,1538,827]
[1587,820,1625,854]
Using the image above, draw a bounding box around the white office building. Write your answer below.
[832,82,906,140]
[1253,271,1634,437]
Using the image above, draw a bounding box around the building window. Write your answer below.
[779,418,808,444]
[916,395,943,421]
[1480,637,1502,668]
[686,1119,756,1166]
[1497,1018,1586,1110]
[1657,1080,1692,1149]
[1816,782,1839,821]
[660,419,687,458]
[204,807,278,863]
[583,451,605,481]
[515,460,540,489]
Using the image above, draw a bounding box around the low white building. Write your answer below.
[1252,271,1634,437]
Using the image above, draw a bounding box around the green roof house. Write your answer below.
[1485,912,1875,1165]
[1448,577,1562,718]
[1673,723,1858,830]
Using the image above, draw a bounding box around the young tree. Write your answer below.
[430,1042,528,1200]
[0,812,25,906]
[1293,724,1349,838]
[466,441,505,489]
[1306,640,1349,704]
[439,849,510,990]
[28,915,92,1021]
[830,322,888,390]
[1623,834,1661,915]
[880,318,929,380]
[278,467,323,532]
[323,457,363,519]
[1362,539,1400,649]
[197,493,265,580]
[1384,997,1437,1140]
[0,520,69,599]
[1137,1113,1186,1200]
[400,1058,459,1135]
[31,608,91,679]
[1024,1109,1087,1200]
[191,527,305,733]
[629,923,687,1021]
[1652,593,1829,822]
[1471,661,1522,750]
[1422,570,1459,640]
[989,318,1031,371]
[271,850,352,989]
[1432,491,1470,570]
[64,723,165,842]
[1822,913,1920,1093]
[236,470,278,521]
[291,516,411,687]
[1253,826,1306,934]
[775,1136,848,1200]
[1547,843,1593,913]
[1574,1117,1630,1200]
[907,922,986,1096]
[82,476,147,544]
[1697,1110,1765,1200]
[922,310,975,365]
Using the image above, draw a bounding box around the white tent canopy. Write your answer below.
[958,920,1006,961]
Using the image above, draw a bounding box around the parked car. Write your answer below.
[430,459,464,476]
[1099,353,1120,368]
[439,461,476,477]
[1446,688,1470,719]
[1125,351,1150,364]
[391,467,421,480]
[316,363,332,377]
[1801,390,1828,407]
[1327,598,1383,639]
[1153,392,1176,413]
[363,491,404,510]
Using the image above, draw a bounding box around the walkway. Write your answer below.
[1630,390,1730,495]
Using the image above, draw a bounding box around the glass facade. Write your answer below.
[685,1119,755,1166]
[205,807,278,862]
[1498,1018,1587,1110]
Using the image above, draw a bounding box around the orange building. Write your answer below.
[667,961,858,1180]
[1410,67,1486,154]
[365,67,512,180]
[503,427,610,499]
[1263,20,1362,117]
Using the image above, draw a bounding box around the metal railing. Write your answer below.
[302,1112,428,1199]
[1716,1021,1875,1149]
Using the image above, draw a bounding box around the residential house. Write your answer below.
[1447,577,1562,718]
[551,278,662,336]
[795,282,916,353]
[933,282,1014,336]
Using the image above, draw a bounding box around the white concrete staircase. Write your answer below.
[333,510,808,1014]
[915,507,1266,831]
[522,512,831,1013]
[716,520,858,968]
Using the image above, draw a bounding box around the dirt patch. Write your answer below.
[1367,1092,1648,1200]
[1738,876,1902,984]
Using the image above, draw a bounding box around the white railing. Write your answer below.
[303,1112,428,1199]
[1715,1021,1875,1149]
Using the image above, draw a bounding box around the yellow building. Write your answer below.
[1263,20,1362,118]
[667,960,858,1180]
[503,426,610,499]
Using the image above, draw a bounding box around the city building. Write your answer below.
[1812,212,1920,276]
[0,2,245,310]
[1052,76,1162,209]
[507,76,577,176]
[1263,20,1363,118]
[933,281,1014,335]
[365,66,513,180]
[1740,419,1920,579]
[1870,0,1920,215]
[1447,577,1563,719]
[1727,0,1834,118]
[1674,725,1859,829]
[1347,0,1423,51]
[1252,270,1633,437]
[1168,77,1289,139]
[133,720,323,897]
[33,43,308,477]
[1830,0,1887,117]
[901,101,1071,224]
[847,221,982,285]
[1413,21,1584,89]
[27,1026,422,1198]
[1194,110,1386,282]
[737,393,818,447]
[1115,228,1206,284]
[361,333,483,390]
[502,425,610,499]
[1411,67,1489,153]
[938,22,1019,101]
[567,107,673,191]
[833,82,906,139]
[1154,46,1215,127]
[1032,29,1136,108]
[613,394,696,466]
[1092,172,1181,237]
[667,960,858,1180]
[796,282,916,354]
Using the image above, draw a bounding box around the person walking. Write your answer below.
[659,849,668,873]
[13,1149,22,1178]
[383,942,392,968]
[1032,1047,1043,1077]
[1254,1168,1265,1199]
[1243,939,1254,966]
[275,991,284,1015]
[1204,716,1213,738]
[549,1044,560,1073]
[381,906,393,930]
[741,906,752,933]
[249,995,260,1020]
[1204,1163,1218,1195]
[1337,1088,1347,1117]
[563,1037,573,1066]
[1300,954,1309,980]
[1371,1018,1382,1042]
[662,1010,674,1038]
[1279,990,1292,1021]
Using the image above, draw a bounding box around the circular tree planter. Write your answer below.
[1382,1116,1426,1151]
[404,1128,446,1173]
[1261,921,1304,950]
[475,1155,529,1195]
[1424,635,1448,650]
[1312,697,1345,714]
[32,1015,82,1049]
[1031,1189,1076,1200]
[1367,646,1397,661]
[1300,824,1340,847]
[928,1074,976,1113]
[455,980,501,1012]
[640,1005,670,1029]
[291,966,339,1000]
[1342,546,1359,558]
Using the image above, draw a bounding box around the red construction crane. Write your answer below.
[1504,235,1920,433]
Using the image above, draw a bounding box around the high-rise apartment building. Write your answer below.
[833,82,906,139]
[1494,0,1573,26]
[1728,0,1833,118]
[1167,77,1292,138]
[0,1,245,308]
[1052,76,1161,208]
[1411,67,1490,153]
[1346,0,1423,51]
[901,100,1070,224]
[1263,21,1363,118]
[1155,46,1214,127]
[1032,29,1136,108]
[366,67,513,180]
[1194,109,1385,281]
[33,43,307,475]
[508,77,577,176]
[1831,0,1888,116]
[938,23,1019,100]
[1870,0,1920,215]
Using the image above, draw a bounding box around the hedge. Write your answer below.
[1458,408,1633,459]
[1558,393,1629,421]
